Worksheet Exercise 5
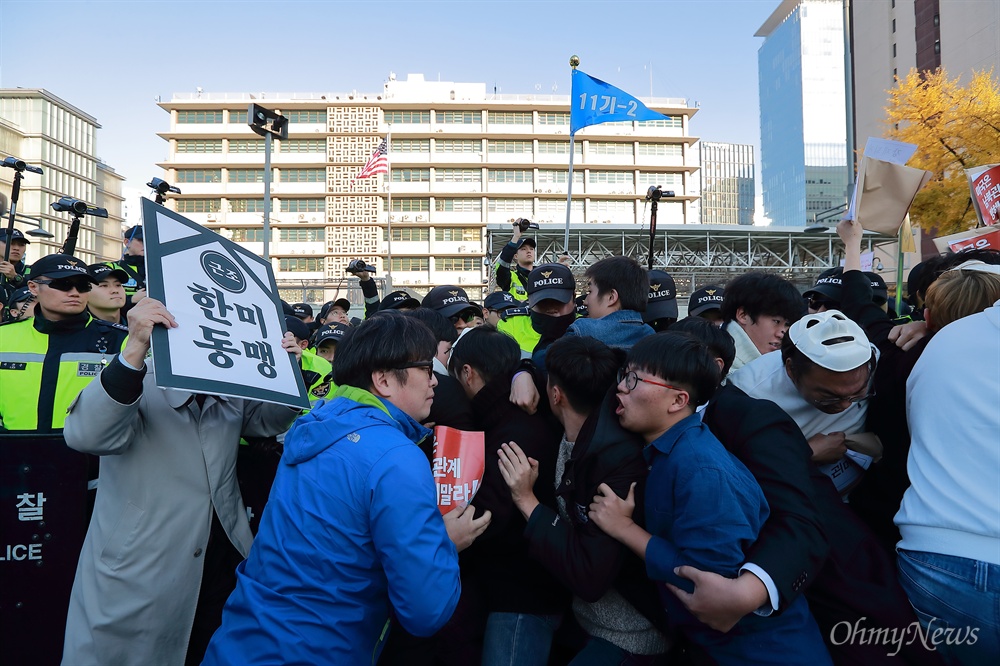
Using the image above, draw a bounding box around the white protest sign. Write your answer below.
[141,199,309,409]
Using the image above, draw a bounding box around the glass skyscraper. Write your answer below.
[757,0,849,226]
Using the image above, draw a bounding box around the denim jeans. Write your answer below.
[481,612,561,666]
[897,549,1000,665]
[569,635,666,666]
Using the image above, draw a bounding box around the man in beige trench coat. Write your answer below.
[61,298,300,665]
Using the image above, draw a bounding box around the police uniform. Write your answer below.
[106,225,146,304]
[494,238,534,303]
[497,306,541,355]
[0,255,128,432]
[0,228,30,306]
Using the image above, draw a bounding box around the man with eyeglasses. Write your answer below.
[0,253,128,432]
[727,310,878,498]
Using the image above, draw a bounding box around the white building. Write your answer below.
[157,74,699,302]
[0,89,124,263]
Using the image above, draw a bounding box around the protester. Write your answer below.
[688,285,725,325]
[203,312,489,664]
[589,333,831,665]
[571,256,654,351]
[495,223,536,302]
[86,263,129,324]
[498,335,670,662]
[0,227,30,304]
[61,297,302,665]
[449,326,568,665]
[422,285,481,331]
[720,272,803,372]
[643,269,678,332]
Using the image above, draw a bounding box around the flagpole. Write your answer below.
[385,128,393,291]
[565,56,581,254]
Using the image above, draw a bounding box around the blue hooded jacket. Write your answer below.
[203,385,460,665]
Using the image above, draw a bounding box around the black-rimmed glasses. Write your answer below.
[395,360,435,380]
[617,368,684,393]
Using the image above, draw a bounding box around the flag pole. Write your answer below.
[564,56,581,254]
[385,128,393,291]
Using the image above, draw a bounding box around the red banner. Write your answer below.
[431,426,485,515]
[971,164,1000,225]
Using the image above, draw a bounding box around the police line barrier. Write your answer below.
[1,433,89,665]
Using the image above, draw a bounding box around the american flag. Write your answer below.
[355,138,388,179]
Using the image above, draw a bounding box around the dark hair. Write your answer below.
[721,271,804,324]
[626,332,720,407]
[670,316,737,377]
[404,307,458,343]
[546,336,620,414]
[448,326,520,386]
[585,256,648,312]
[912,249,1000,304]
[332,311,437,390]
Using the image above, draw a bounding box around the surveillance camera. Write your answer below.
[147,177,181,195]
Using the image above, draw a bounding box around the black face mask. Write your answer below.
[530,310,576,340]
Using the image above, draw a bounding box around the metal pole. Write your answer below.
[385,129,393,291]
[263,132,272,261]
[564,132,576,252]
[3,171,23,263]
[895,226,906,314]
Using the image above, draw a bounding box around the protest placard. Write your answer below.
[431,426,485,514]
[933,223,1000,254]
[967,163,1000,226]
[141,199,309,409]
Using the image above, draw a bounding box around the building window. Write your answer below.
[538,140,582,155]
[487,198,525,212]
[435,198,482,212]
[279,228,325,242]
[229,110,248,124]
[279,139,325,153]
[285,110,324,123]
[488,140,532,154]
[231,228,266,242]
[933,13,939,27]
[176,140,222,153]
[637,143,682,156]
[537,112,570,125]
[392,139,430,153]
[893,43,897,58]
[637,117,683,128]
[230,198,266,213]
[435,139,480,153]
[590,142,633,156]
[229,169,266,183]
[391,168,431,182]
[281,168,325,182]
[280,258,324,272]
[489,111,532,125]
[389,198,430,212]
[387,227,429,241]
[391,257,429,271]
[175,169,221,183]
[435,227,479,242]
[436,168,481,182]
[488,169,532,183]
[281,199,324,212]
[537,169,583,184]
[177,110,223,124]
[437,111,482,124]
[176,198,221,213]
[229,139,265,153]
[892,18,896,33]
[588,171,631,184]
[638,172,683,186]
[385,110,430,124]
[934,40,940,54]
[437,257,477,271]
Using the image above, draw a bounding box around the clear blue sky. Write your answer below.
[0,0,776,191]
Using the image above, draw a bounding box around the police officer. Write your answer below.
[494,222,536,302]
[0,254,128,432]
[0,227,30,305]
[3,286,33,323]
[106,225,146,308]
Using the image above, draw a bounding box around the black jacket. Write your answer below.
[464,370,569,616]
[523,389,668,631]
[704,384,939,666]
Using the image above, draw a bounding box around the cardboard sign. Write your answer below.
[0,434,89,665]
[967,164,1000,226]
[431,426,485,514]
[141,199,309,409]
[932,223,1000,254]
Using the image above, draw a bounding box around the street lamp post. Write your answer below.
[248,104,289,262]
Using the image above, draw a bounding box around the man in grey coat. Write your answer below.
[62,297,301,666]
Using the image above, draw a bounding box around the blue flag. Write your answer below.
[570,69,669,134]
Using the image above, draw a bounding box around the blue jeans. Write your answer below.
[897,549,1000,665]
[481,612,560,666]
[569,635,666,666]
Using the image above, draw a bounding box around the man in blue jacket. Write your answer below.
[204,312,490,664]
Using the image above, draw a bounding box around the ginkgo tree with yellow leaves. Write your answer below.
[884,68,1000,235]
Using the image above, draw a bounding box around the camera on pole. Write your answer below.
[147,177,181,205]
[50,197,109,256]
[2,156,44,262]
[643,186,675,270]
[247,104,288,261]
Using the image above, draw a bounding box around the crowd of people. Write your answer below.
[0,218,998,666]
